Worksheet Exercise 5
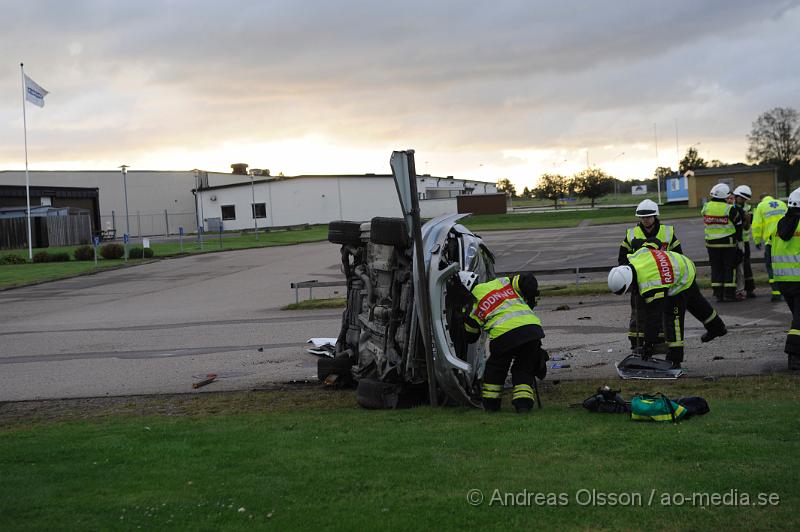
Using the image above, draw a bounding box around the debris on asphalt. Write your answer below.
[555,304,570,311]
[577,316,591,320]
[713,356,725,360]
[306,338,336,357]
[192,373,217,389]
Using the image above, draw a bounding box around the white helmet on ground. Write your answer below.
[733,185,752,200]
[608,266,633,295]
[635,199,659,217]
[789,187,800,208]
[710,183,731,199]
[458,270,479,292]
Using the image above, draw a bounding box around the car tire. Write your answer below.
[328,221,363,245]
[369,217,409,248]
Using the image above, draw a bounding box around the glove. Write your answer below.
[534,347,549,380]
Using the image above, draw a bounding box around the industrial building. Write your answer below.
[0,168,497,237]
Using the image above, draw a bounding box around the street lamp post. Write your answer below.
[251,173,258,240]
[119,165,130,259]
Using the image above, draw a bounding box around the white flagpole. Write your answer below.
[20,63,33,261]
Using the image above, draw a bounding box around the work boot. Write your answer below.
[482,398,501,412]
[746,291,757,299]
[701,326,727,343]
[789,354,800,371]
[513,398,534,414]
[670,360,682,370]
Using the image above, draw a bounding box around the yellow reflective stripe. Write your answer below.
[482,383,502,391]
[464,322,480,333]
[644,292,665,304]
[669,239,681,250]
[512,384,535,400]
[667,341,684,347]
[789,329,800,336]
[673,312,681,345]
[627,332,645,338]
[705,242,736,248]
[703,310,717,325]
[512,275,521,293]
[482,390,501,399]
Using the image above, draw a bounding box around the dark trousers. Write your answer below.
[765,244,781,297]
[743,242,755,293]
[629,290,664,348]
[482,339,545,411]
[707,246,737,300]
[778,282,800,356]
[662,281,726,364]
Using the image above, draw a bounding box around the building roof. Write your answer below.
[194,173,495,192]
[691,164,777,176]
[0,184,99,199]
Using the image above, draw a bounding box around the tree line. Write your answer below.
[497,107,800,203]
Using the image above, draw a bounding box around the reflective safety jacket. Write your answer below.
[742,203,753,242]
[464,275,544,356]
[753,196,788,246]
[701,199,738,247]
[771,223,800,282]
[628,248,697,304]
[618,222,682,265]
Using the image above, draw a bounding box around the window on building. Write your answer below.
[252,203,266,219]
[221,205,236,220]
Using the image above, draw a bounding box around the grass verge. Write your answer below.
[0,375,797,530]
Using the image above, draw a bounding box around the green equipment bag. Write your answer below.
[630,393,687,422]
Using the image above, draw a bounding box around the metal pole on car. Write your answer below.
[392,150,438,406]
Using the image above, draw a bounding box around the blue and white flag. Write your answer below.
[24,74,48,107]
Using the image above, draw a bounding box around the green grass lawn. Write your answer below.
[462,205,698,232]
[1,375,798,530]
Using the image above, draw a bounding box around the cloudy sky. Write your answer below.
[1,0,798,190]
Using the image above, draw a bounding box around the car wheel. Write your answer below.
[369,217,409,248]
[328,220,363,245]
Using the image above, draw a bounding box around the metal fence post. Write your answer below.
[164,209,169,237]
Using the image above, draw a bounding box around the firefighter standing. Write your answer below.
[608,247,727,369]
[771,187,800,370]
[732,185,756,299]
[753,193,788,301]
[618,199,682,349]
[701,183,743,302]
[460,272,547,413]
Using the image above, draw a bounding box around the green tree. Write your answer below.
[654,166,674,180]
[708,159,727,168]
[747,107,800,193]
[679,147,707,173]
[534,173,569,208]
[573,168,615,208]
[496,178,517,198]
[522,186,531,199]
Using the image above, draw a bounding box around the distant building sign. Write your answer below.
[631,185,648,195]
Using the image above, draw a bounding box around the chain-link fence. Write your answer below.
[99,211,198,238]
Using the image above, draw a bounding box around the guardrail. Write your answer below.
[291,257,766,302]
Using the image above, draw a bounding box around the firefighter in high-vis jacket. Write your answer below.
[770,187,800,370]
[753,193,788,301]
[732,185,756,299]
[460,271,548,413]
[618,199,682,349]
[608,247,727,369]
[701,183,743,302]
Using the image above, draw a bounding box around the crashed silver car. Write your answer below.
[318,213,496,408]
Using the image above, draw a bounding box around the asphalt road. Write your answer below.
[0,218,790,401]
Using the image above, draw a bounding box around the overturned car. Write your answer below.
[318,213,496,408]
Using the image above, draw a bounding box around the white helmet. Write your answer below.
[789,187,800,208]
[710,183,731,199]
[458,270,479,292]
[733,185,752,200]
[608,266,633,295]
[635,199,659,217]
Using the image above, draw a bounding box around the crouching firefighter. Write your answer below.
[608,247,727,369]
[459,271,548,413]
